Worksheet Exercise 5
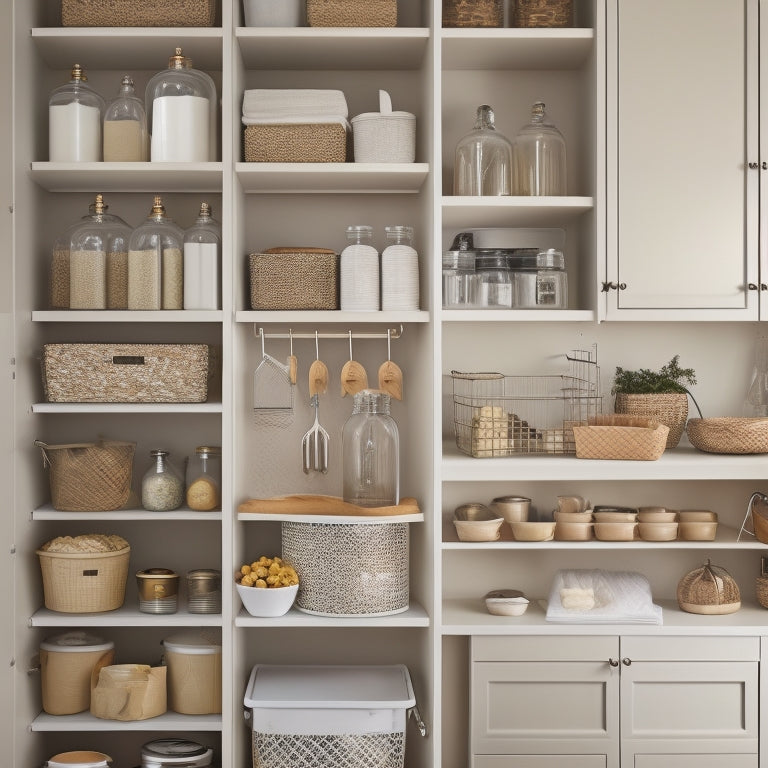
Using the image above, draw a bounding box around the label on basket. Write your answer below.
[112,355,145,365]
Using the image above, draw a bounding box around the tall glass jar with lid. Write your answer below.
[103,75,148,162]
[142,450,184,512]
[453,105,513,196]
[128,196,185,310]
[69,193,133,310]
[342,390,399,507]
[340,225,380,311]
[185,446,221,511]
[513,101,568,195]
[145,47,217,162]
[183,202,220,310]
[48,64,105,162]
[50,202,99,309]
[381,225,419,311]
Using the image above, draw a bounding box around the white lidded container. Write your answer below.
[141,739,213,767]
[243,664,416,768]
[45,752,112,768]
[40,631,115,715]
[243,0,303,26]
[351,90,415,163]
[161,630,222,715]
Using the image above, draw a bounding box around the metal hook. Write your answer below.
[260,327,265,358]
[387,328,392,361]
[348,330,353,360]
[315,330,320,360]
[289,328,293,356]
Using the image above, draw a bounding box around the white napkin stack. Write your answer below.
[546,569,663,625]
[242,89,349,128]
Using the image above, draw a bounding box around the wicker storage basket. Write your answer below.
[306,0,397,27]
[511,0,573,27]
[244,123,346,163]
[614,392,688,448]
[351,90,416,163]
[572,415,669,461]
[249,248,338,310]
[41,343,209,403]
[61,0,216,27]
[686,417,768,454]
[677,559,741,615]
[282,519,409,616]
[443,0,503,27]
[37,546,131,613]
[756,576,768,609]
[36,439,135,512]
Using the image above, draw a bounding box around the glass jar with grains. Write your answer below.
[103,74,148,162]
[142,450,184,511]
[127,196,185,310]
[185,446,221,511]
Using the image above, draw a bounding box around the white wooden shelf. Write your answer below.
[31,711,222,732]
[440,309,596,322]
[32,504,222,521]
[441,441,768,482]
[442,196,594,228]
[29,162,223,193]
[235,601,429,627]
[32,402,223,414]
[29,606,223,627]
[31,27,223,69]
[235,310,430,324]
[235,163,430,194]
[236,27,430,70]
[442,597,768,636]
[441,28,594,71]
[32,310,223,323]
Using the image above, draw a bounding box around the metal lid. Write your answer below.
[442,251,475,270]
[136,568,178,579]
[195,446,221,456]
[186,568,221,581]
[142,740,209,758]
[40,631,114,654]
[162,630,221,654]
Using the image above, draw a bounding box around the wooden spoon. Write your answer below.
[378,328,403,400]
[309,331,328,396]
[341,331,368,396]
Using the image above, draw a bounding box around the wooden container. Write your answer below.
[443,0,503,27]
[512,0,572,27]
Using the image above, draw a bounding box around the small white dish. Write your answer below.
[236,582,298,617]
[485,589,529,616]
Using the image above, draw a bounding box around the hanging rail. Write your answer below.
[253,324,404,341]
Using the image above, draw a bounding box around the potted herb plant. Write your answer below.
[611,356,702,448]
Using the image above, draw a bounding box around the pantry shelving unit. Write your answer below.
[8,1,768,767]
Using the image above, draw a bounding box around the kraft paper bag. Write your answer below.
[90,664,167,721]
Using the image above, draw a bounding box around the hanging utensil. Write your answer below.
[288,328,297,386]
[253,328,293,413]
[302,332,329,473]
[378,328,403,401]
[341,330,368,397]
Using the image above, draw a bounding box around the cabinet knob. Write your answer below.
[761,284,768,291]
[622,657,632,666]
[749,161,760,169]
[601,282,627,292]
[608,658,619,667]
[749,283,759,291]
[748,161,767,169]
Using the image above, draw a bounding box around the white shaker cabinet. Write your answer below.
[604,0,759,320]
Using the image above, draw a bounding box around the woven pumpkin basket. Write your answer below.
[614,392,688,448]
[686,417,768,454]
[443,0,503,27]
[36,440,135,512]
[37,546,131,613]
[572,414,669,461]
[61,0,216,27]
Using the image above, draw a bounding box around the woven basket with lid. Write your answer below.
[677,559,741,615]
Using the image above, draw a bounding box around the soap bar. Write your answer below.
[560,587,595,611]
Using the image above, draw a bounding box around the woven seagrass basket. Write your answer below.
[306,0,397,27]
[249,248,339,310]
[61,0,216,27]
[512,0,572,27]
[756,576,768,609]
[36,440,135,512]
[686,417,768,454]
[614,392,688,448]
[37,547,131,613]
[244,123,347,163]
[443,0,503,27]
[677,560,741,615]
[572,414,669,461]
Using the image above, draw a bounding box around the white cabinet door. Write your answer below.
[605,0,759,320]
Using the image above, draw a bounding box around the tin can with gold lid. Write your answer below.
[136,568,179,614]
[186,568,221,614]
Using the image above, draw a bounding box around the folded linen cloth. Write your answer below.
[242,89,348,121]
[546,569,663,624]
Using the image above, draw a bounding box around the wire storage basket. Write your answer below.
[451,348,601,457]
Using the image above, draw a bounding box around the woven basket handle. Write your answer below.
[35,439,106,468]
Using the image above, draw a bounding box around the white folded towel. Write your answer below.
[242,89,348,121]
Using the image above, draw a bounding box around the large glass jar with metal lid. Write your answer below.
[48,64,105,162]
[68,193,132,310]
[510,247,568,308]
[185,445,221,510]
[342,390,399,507]
[475,251,513,308]
[146,47,217,162]
[142,450,184,511]
[128,196,185,310]
[183,202,220,310]
[103,75,148,162]
[50,203,98,309]
[513,101,568,195]
[453,105,513,196]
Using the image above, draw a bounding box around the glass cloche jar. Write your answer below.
[513,101,568,195]
[103,75,148,162]
[453,105,513,196]
[145,48,217,162]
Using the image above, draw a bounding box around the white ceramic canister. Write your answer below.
[141,739,213,768]
[340,225,379,311]
[45,751,112,767]
[161,631,222,714]
[381,225,419,311]
[39,631,115,715]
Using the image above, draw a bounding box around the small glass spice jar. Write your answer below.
[142,450,184,511]
[185,446,221,511]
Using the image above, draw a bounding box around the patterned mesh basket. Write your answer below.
[244,123,346,163]
[61,0,216,26]
[282,521,409,616]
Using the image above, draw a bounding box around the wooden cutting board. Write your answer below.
[237,494,420,517]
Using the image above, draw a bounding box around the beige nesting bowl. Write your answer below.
[594,521,638,541]
[553,509,593,523]
[510,521,556,542]
[678,520,718,541]
[637,510,678,523]
[555,520,594,541]
[593,510,638,523]
[484,589,529,616]
[678,509,718,523]
[453,503,504,542]
[638,521,679,541]
[490,495,531,524]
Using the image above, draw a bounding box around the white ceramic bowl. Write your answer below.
[484,589,529,616]
[510,521,555,542]
[638,521,679,541]
[678,521,718,541]
[555,520,594,541]
[594,521,637,541]
[236,582,298,617]
[637,510,677,523]
[678,510,718,523]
